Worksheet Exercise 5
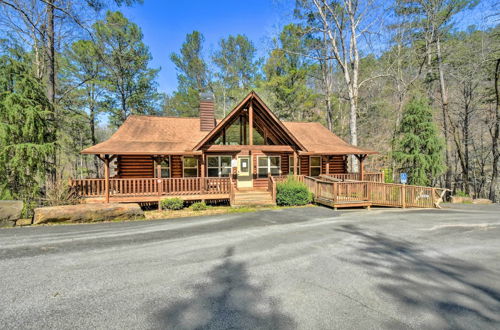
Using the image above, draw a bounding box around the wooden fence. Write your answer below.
[304,176,446,209]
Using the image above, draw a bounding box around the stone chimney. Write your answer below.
[199,92,215,131]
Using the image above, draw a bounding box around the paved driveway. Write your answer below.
[1,204,500,329]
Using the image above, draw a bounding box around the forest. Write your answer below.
[0,0,498,214]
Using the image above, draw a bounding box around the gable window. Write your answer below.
[183,157,198,177]
[258,156,281,178]
[289,156,300,175]
[154,157,170,178]
[207,156,232,177]
[310,156,321,176]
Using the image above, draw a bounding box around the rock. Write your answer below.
[450,196,473,204]
[472,198,493,204]
[16,218,32,226]
[33,203,144,225]
[0,219,15,228]
[0,200,23,227]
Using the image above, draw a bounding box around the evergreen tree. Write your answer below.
[392,93,445,186]
[0,48,56,214]
[94,11,161,127]
[212,34,261,115]
[167,31,208,117]
[263,24,318,121]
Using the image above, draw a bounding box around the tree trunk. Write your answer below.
[436,36,452,191]
[489,59,500,202]
[46,0,55,104]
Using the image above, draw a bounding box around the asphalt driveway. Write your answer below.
[1,204,500,329]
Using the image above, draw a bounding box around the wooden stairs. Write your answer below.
[232,189,276,207]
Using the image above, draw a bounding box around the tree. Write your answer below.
[167,31,208,117]
[93,11,161,127]
[392,93,444,186]
[263,24,318,121]
[212,34,261,115]
[296,0,385,171]
[0,47,56,214]
[395,0,478,190]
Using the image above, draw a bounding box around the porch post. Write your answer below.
[104,155,110,203]
[325,156,330,175]
[156,157,162,178]
[200,154,205,192]
[293,152,298,176]
[249,102,254,145]
[356,154,366,181]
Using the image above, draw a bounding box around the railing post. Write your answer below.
[401,185,406,208]
[104,156,110,203]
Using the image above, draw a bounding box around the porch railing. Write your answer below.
[70,177,231,198]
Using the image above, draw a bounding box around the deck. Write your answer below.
[68,172,447,209]
[304,176,447,209]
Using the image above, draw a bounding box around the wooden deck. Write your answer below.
[70,177,232,204]
[304,176,447,209]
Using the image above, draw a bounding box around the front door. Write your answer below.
[237,156,253,188]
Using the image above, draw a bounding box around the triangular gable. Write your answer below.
[193,91,306,151]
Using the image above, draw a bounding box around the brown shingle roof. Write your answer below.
[283,122,376,155]
[81,115,376,155]
[81,116,207,155]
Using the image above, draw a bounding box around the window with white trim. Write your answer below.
[154,156,170,178]
[183,157,198,177]
[207,155,232,177]
[310,156,321,176]
[257,156,281,178]
[289,155,300,175]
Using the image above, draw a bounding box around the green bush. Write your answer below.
[190,201,208,211]
[455,190,469,197]
[160,197,184,210]
[276,177,313,206]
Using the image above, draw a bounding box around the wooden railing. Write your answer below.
[70,177,231,198]
[268,175,277,202]
[304,176,445,208]
[321,172,384,183]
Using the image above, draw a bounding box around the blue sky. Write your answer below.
[120,0,498,95]
[121,0,293,95]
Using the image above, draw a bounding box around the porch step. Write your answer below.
[233,190,276,206]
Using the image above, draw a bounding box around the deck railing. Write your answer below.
[70,177,231,198]
[320,172,384,183]
[304,176,446,208]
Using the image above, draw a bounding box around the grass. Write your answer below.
[144,204,316,220]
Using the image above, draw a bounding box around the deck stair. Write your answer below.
[233,189,276,207]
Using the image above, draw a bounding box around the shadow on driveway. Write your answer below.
[336,224,500,329]
[152,247,295,329]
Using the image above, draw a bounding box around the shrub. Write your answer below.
[160,197,184,210]
[190,201,207,211]
[276,177,313,206]
[455,190,469,197]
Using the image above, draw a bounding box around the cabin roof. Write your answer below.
[81,115,376,155]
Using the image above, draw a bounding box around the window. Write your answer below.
[207,156,232,177]
[310,156,321,176]
[183,157,198,177]
[154,157,170,178]
[257,156,281,178]
[289,155,300,175]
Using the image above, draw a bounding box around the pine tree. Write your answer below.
[0,48,56,214]
[392,93,445,186]
[167,31,208,117]
[94,11,161,127]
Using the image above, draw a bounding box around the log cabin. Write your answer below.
[74,91,382,206]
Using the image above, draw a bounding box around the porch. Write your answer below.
[69,172,385,205]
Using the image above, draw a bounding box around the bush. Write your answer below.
[276,177,313,206]
[160,197,184,210]
[190,201,207,211]
[455,190,469,197]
